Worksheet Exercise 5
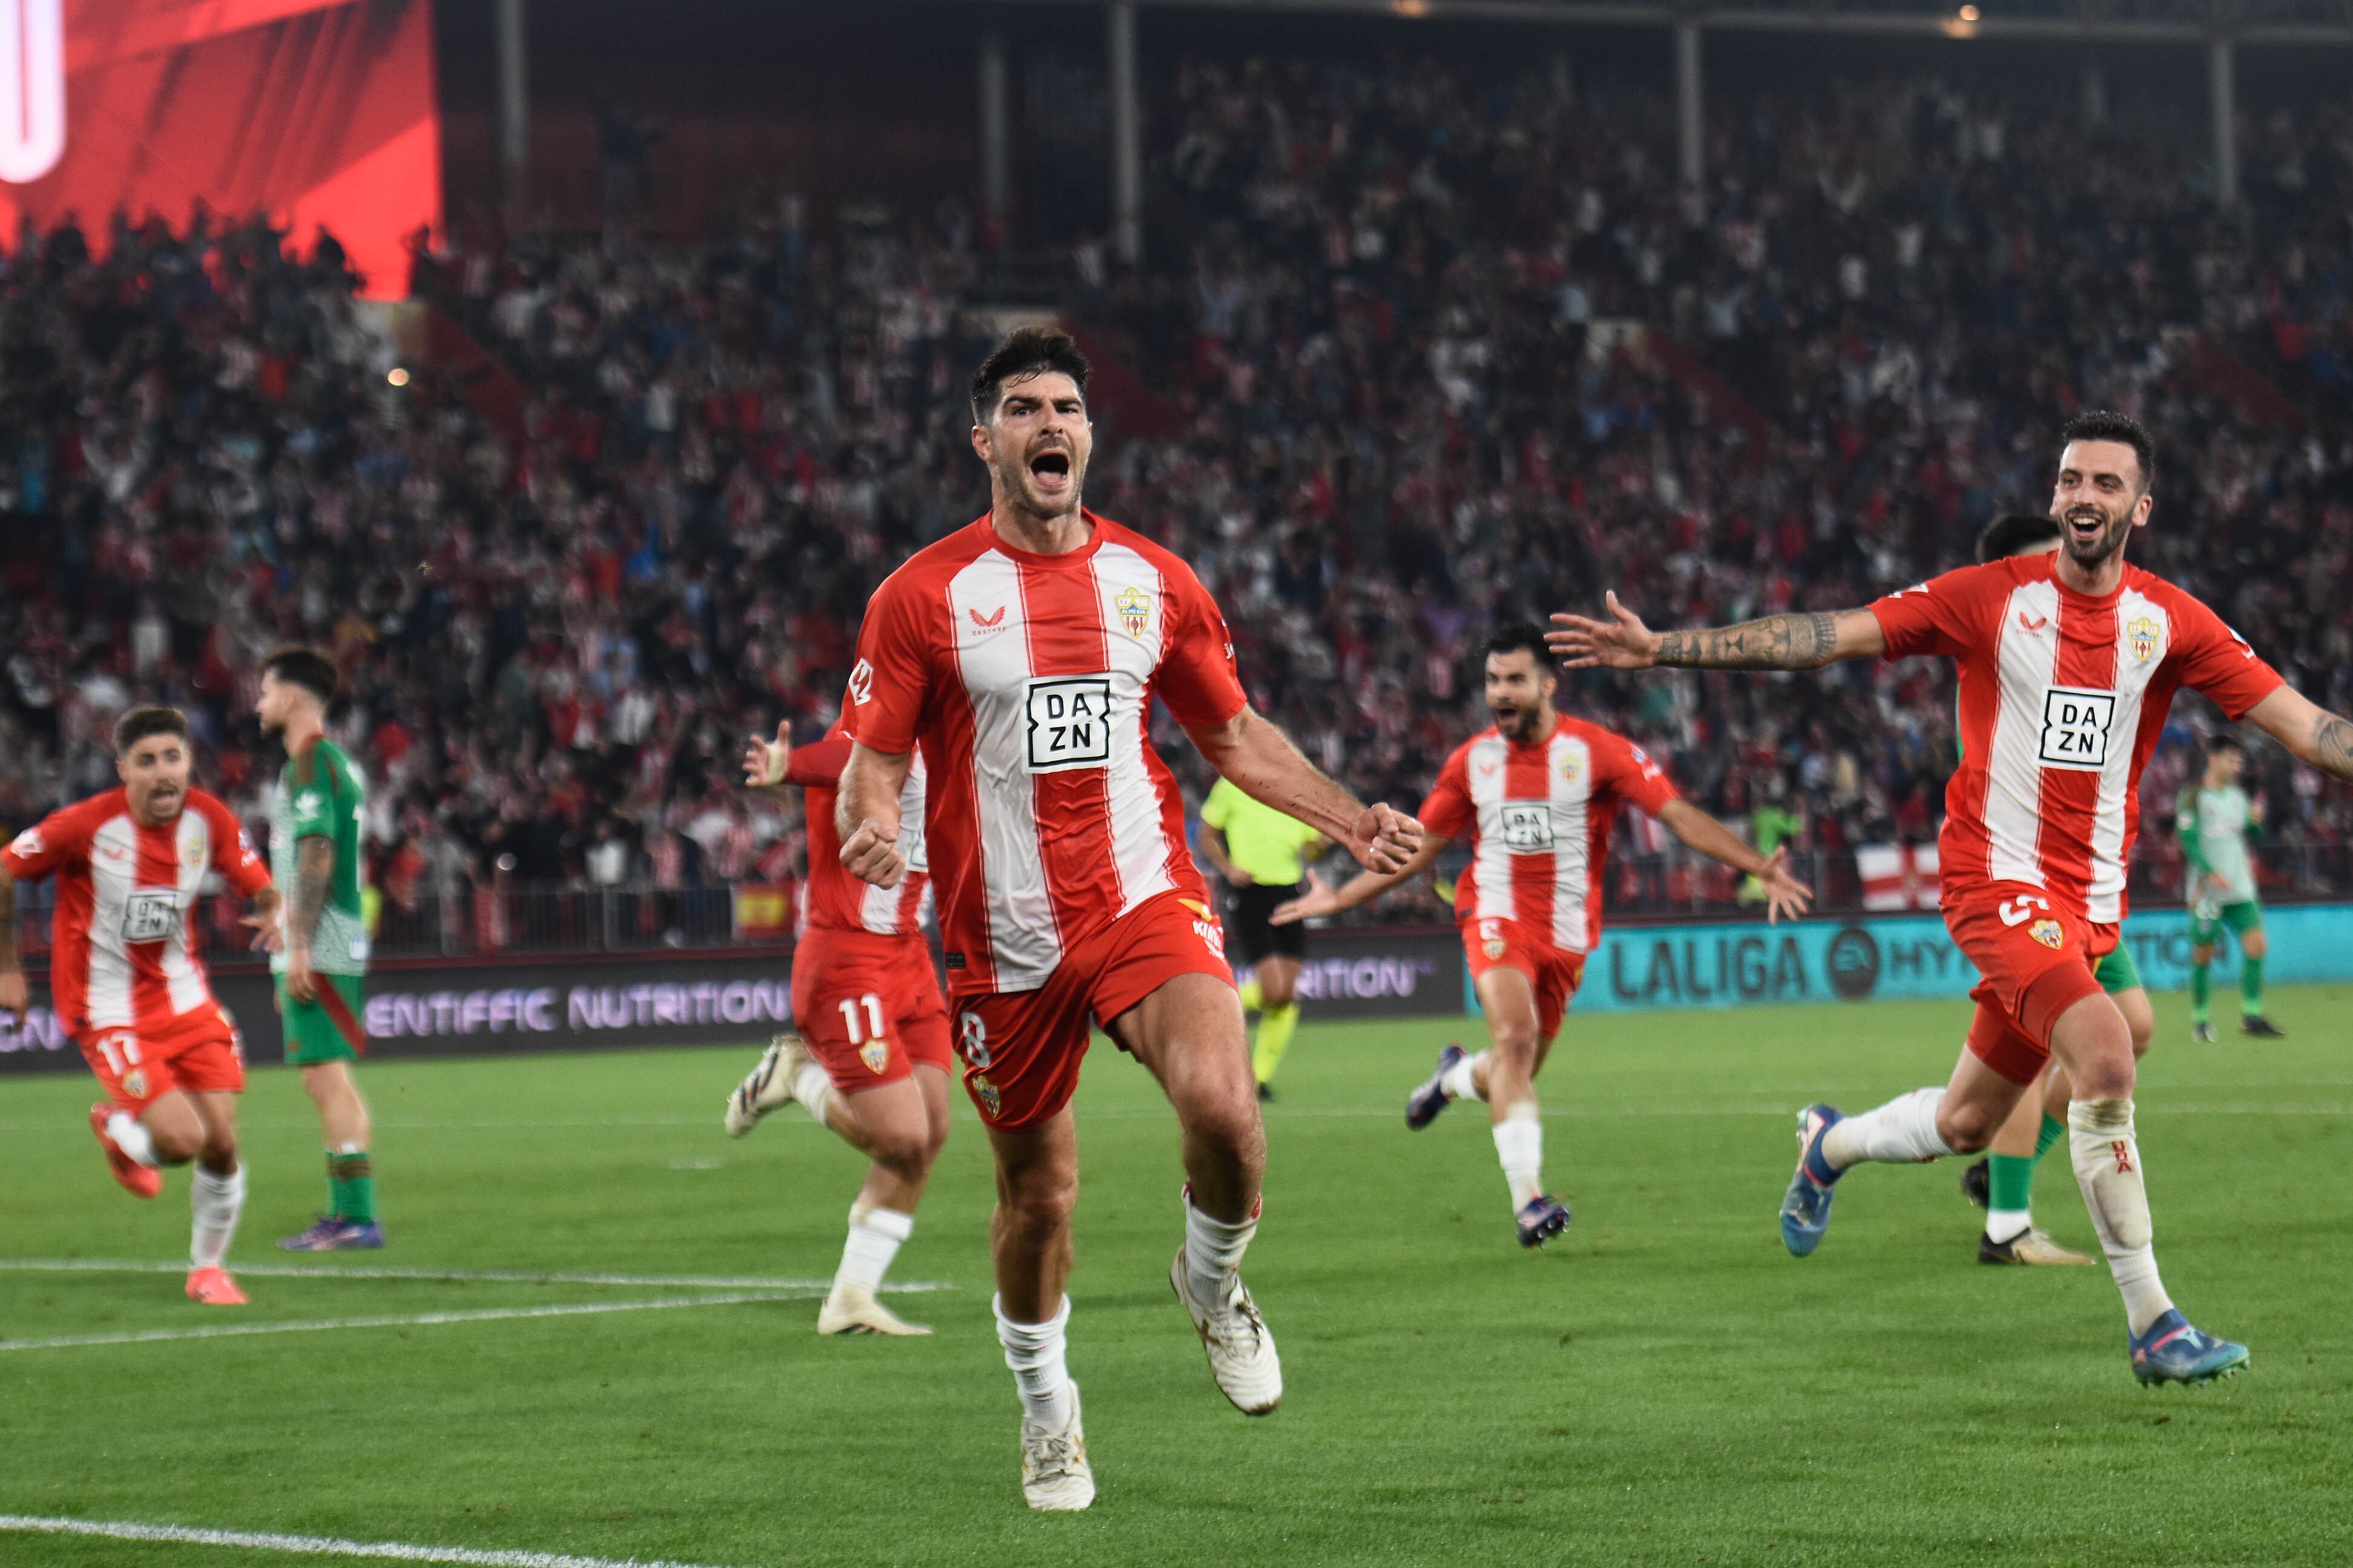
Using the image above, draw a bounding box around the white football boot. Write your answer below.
[1169,1250,1283,1414]
[1018,1381,1095,1511]
[723,1033,811,1137]
[817,1290,933,1336]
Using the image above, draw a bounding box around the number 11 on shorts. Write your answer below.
[837,994,887,1045]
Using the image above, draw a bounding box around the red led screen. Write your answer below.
[0,0,439,298]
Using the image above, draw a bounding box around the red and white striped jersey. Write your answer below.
[1870,553,2283,923]
[1420,715,1680,954]
[789,695,932,939]
[1,787,271,1035]
[849,512,1248,993]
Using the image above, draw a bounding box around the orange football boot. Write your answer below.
[185,1267,247,1305]
[89,1104,162,1198]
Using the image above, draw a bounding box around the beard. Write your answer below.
[2059,502,2134,568]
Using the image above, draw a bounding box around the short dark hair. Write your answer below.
[1483,622,1556,671]
[2206,732,2245,759]
[262,646,339,703]
[1975,511,2063,565]
[113,706,189,755]
[2059,410,2155,494]
[969,326,1091,426]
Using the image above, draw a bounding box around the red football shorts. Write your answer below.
[1946,884,2118,1084]
[76,1003,246,1115]
[1463,916,1586,1041]
[949,889,1235,1130]
[792,927,953,1094]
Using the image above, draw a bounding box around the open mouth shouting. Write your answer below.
[1027,445,1074,498]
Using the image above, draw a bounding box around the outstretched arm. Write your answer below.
[2245,687,2353,784]
[1655,801,1812,924]
[1182,707,1421,873]
[1269,832,1452,926]
[837,742,914,887]
[1548,592,1887,672]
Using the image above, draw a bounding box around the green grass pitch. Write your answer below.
[4,988,2352,1567]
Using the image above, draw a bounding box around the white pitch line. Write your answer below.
[0,1290,814,1353]
[0,1514,737,1568]
[0,1259,952,1292]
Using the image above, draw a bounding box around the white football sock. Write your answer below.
[1441,1050,1485,1103]
[107,1110,159,1168]
[994,1292,1075,1431]
[2068,1098,2174,1335]
[791,1062,835,1129]
[831,1203,912,1302]
[1492,1102,1544,1208]
[1984,1207,2032,1245]
[1182,1187,1259,1306]
[189,1164,245,1270]
[1818,1087,1955,1170]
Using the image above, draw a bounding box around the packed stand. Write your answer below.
[5,63,2353,948]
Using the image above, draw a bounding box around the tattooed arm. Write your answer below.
[1548,592,1887,672]
[283,836,335,1002]
[2246,687,2353,783]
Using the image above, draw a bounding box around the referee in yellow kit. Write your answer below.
[1197,776,1328,1101]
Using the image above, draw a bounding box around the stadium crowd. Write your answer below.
[3,62,2352,930]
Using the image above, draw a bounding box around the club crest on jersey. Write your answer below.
[1556,751,1582,781]
[2029,919,2064,950]
[121,1068,148,1100]
[183,838,206,869]
[2126,615,2164,664]
[860,1038,890,1075]
[1115,586,1152,639]
[971,1073,1002,1118]
[1484,935,1508,960]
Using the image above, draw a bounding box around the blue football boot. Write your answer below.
[1406,1044,1466,1130]
[1516,1193,1571,1249]
[1780,1104,1845,1258]
[277,1218,386,1251]
[2130,1310,2251,1386]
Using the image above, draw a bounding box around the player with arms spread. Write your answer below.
[1274,623,1809,1247]
[1552,411,2353,1385]
[2177,733,2280,1041]
[258,648,386,1251]
[837,327,1421,1510]
[723,685,949,1337]
[0,707,282,1305]
[1953,513,2156,1267]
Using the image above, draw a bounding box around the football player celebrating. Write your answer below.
[1272,623,1810,1247]
[1550,411,2353,1385]
[1956,514,2155,1267]
[725,686,949,1337]
[837,327,1421,1509]
[0,707,282,1305]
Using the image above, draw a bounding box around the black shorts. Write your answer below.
[1226,881,1307,964]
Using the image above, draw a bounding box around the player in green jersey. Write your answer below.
[257,648,384,1250]
[2179,733,2282,1040]
[1953,514,2156,1264]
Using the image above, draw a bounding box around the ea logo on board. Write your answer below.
[1825,927,1881,1001]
